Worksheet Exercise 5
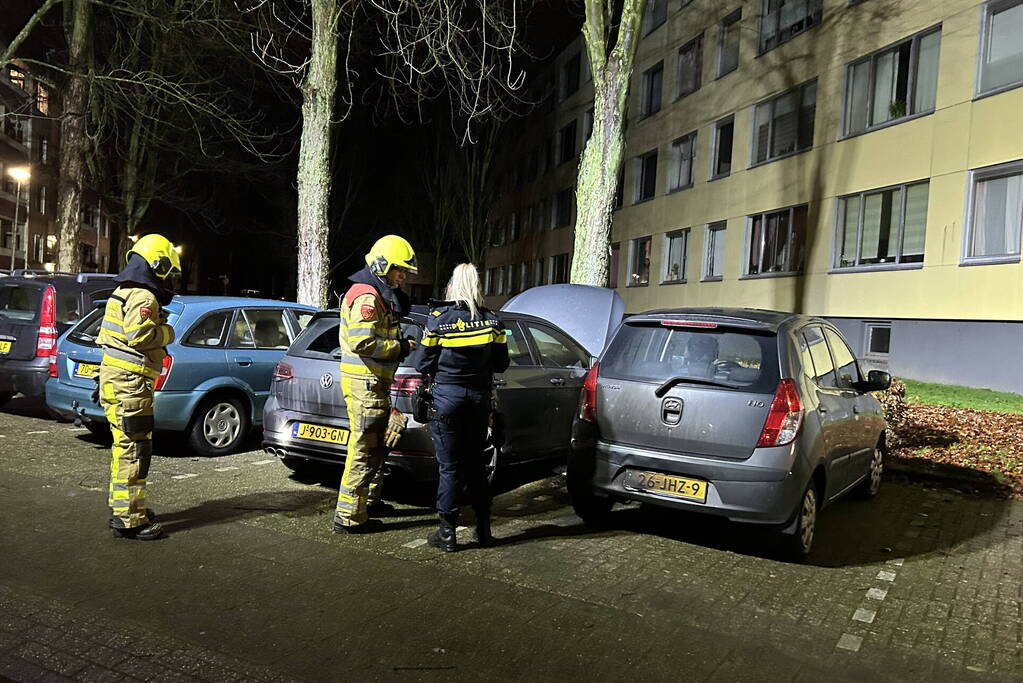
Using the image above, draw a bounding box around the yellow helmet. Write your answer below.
[365,235,418,276]
[127,233,182,279]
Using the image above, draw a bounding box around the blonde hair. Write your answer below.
[445,263,484,319]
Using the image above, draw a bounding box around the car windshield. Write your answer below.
[67,307,104,347]
[601,322,779,392]
[0,284,42,322]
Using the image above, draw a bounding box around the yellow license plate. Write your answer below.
[74,362,100,378]
[292,422,349,445]
[626,470,708,503]
[0,340,11,354]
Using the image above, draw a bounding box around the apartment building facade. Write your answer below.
[0,61,113,274]
[484,0,1023,392]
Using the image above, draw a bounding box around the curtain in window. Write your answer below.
[665,233,687,281]
[754,102,771,163]
[973,174,1023,256]
[902,183,929,261]
[839,197,860,266]
[846,61,870,134]
[914,31,940,113]
[982,2,1023,92]
[872,50,896,125]
[677,39,702,96]
[711,226,726,277]
[748,216,763,274]
[771,91,798,158]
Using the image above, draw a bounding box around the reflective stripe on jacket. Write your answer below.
[97,286,175,380]
[415,302,509,388]
[338,283,402,382]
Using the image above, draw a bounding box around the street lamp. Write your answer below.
[7,166,30,271]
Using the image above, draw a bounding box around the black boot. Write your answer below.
[333,518,384,535]
[474,514,494,547]
[111,522,164,541]
[427,524,457,552]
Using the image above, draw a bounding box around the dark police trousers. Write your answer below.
[429,383,491,525]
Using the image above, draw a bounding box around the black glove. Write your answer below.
[398,337,412,360]
[90,377,100,405]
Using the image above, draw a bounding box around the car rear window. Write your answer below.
[0,284,42,322]
[68,307,104,347]
[292,316,424,359]
[601,322,780,392]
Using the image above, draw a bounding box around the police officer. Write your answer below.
[333,235,418,534]
[416,263,509,552]
[97,234,180,540]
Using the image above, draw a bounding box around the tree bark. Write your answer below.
[55,0,91,273]
[295,0,339,308]
[570,0,647,286]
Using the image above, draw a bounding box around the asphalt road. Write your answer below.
[1,396,1021,682]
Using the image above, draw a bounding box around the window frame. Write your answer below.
[634,149,659,202]
[832,180,929,271]
[550,253,571,284]
[639,61,664,119]
[555,187,574,228]
[750,79,817,167]
[977,0,1023,99]
[643,0,668,35]
[676,34,704,100]
[863,321,892,359]
[628,235,653,287]
[703,220,727,281]
[608,242,621,289]
[841,25,942,138]
[661,228,690,284]
[961,159,1023,265]
[711,116,735,180]
[743,203,809,278]
[557,119,578,165]
[668,131,697,193]
[757,0,823,55]
[717,9,742,78]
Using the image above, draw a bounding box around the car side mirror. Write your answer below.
[855,369,891,393]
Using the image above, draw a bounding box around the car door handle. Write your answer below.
[493,378,507,387]
[549,377,565,386]
[232,357,253,367]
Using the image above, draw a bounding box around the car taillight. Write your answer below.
[48,351,57,378]
[578,362,600,423]
[271,361,293,381]
[391,374,423,396]
[756,379,803,448]
[36,285,57,358]
[660,320,718,328]
[153,355,173,391]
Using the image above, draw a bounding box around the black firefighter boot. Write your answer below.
[427,520,457,553]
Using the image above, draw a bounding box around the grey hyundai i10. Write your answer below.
[568,308,891,558]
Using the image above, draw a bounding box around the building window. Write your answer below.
[668,132,696,192]
[0,219,11,249]
[507,212,520,242]
[753,80,816,165]
[520,263,531,290]
[551,253,570,284]
[507,263,520,295]
[102,217,111,239]
[557,120,578,165]
[32,234,43,263]
[718,9,742,77]
[759,0,823,54]
[705,221,727,280]
[662,229,689,283]
[7,67,25,90]
[489,221,505,247]
[676,35,703,99]
[747,204,808,275]
[979,0,1023,95]
[37,186,46,215]
[81,244,97,268]
[556,187,574,227]
[537,198,551,231]
[629,236,652,286]
[844,27,940,136]
[35,84,49,115]
[712,116,734,179]
[639,61,663,119]
[836,181,928,268]
[608,242,621,288]
[643,0,668,35]
[534,258,546,286]
[635,149,658,202]
[561,52,581,99]
[965,160,1023,261]
[614,166,625,210]
[39,137,49,164]
[865,322,891,357]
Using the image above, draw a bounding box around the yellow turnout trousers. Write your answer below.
[99,364,155,529]
[335,376,389,526]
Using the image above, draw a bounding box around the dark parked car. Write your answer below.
[0,271,117,407]
[262,285,624,483]
[568,308,890,558]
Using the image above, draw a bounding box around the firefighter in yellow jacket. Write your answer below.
[333,235,418,534]
[97,234,180,540]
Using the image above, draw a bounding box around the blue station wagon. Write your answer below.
[45,296,317,455]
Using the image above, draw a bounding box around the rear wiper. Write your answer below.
[654,375,734,397]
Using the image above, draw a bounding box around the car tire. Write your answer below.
[0,392,13,409]
[783,483,818,560]
[855,444,884,500]
[188,396,249,456]
[567,449,613,527]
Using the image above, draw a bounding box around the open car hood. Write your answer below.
[501,284,625,358]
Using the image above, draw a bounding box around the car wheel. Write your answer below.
[188,396,249,456]
[784,483,818,560]
[567,450,613,526]
[0,392,13,409]
[856,445,884,500]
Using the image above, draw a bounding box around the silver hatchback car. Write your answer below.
[568,308,891,558]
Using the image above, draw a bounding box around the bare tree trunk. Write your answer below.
[295,0,338,308]
[570,0,647,286]
[55,0,90,273]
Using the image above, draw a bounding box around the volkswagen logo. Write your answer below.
[319,373,334,389]
[661,397,683,426]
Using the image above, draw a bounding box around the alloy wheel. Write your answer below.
[799,487,817,554]
[869,448,883,495]
[203,402,241,448]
